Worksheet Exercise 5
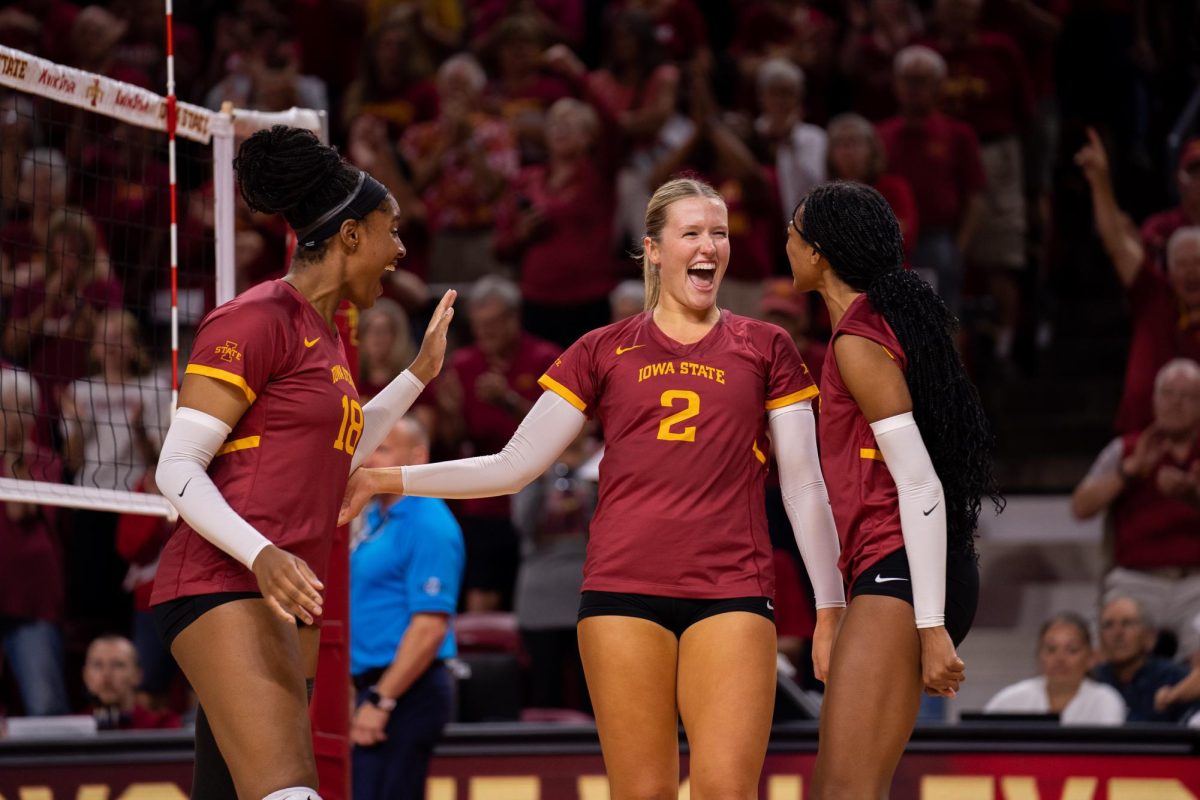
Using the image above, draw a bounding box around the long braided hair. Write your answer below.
[798,181,1002,558]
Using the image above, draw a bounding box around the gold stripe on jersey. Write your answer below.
[216,436,261,456]
[186,364,258,404]
[765,384,819,410]
[752,439,766,464]
[860,448,885,461]
[538,375,586,412]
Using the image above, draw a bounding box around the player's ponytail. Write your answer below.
[234,126,361,258]
[798,181,1002,558]
[637,177,725,311]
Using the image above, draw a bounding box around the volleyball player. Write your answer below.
[786,181,1002,798]
[150,126,456,800]
[340,177,846,799]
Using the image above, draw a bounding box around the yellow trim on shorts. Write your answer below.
[538,375,586,412]
[860,448,885,462]
[186,364,257,404]
[216,436,261,457]
[765,384,819,410]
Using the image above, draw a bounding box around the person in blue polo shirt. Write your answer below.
[350,416,464,800]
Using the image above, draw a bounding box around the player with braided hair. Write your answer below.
[150,126,456,800]
[787,181,1002,798]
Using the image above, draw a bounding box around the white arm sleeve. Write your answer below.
[402,391,586,499]
[350,370,425,472]
[769,401,845,609]
[870,412,946,628]
[155,408,273,569]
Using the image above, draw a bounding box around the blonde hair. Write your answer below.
[638,178,725,311]
[359,297,416,378]
[46,207,100,287]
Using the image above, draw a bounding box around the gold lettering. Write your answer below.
[115,785,188,800]
[716,369,725,384]
[677,778,690,799]
[767,775,802,800]
[426,778,456,800]
[1000,777,1098,800]
[18,789,53,800]
[78,787,110,800]
[1109,779,1198,800]
[577,777,609,800]
[467,777,538,800]
[921,776,993,800]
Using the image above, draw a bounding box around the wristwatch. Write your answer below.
[365,686,397,711]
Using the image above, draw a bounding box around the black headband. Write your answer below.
[295,171,390,249]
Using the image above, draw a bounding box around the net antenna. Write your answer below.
[0,43,323,518]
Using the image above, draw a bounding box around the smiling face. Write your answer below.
[645,196,729,316]
[344,194,405,309]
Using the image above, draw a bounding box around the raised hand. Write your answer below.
[1074,127,1110,188]
[409,289,456,385]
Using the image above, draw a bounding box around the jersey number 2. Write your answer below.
[334,395,364,454]
[657,390,699,442]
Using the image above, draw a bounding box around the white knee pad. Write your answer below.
[262,787,323,800]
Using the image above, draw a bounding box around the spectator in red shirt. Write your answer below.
[838,0,924,121]
[480,15,574,166]
[433,277,561,611]
[825,112,918,261]
[924,0,1035,361]
[1072,358,1200,660]
[1140,138,1200,273]
[342,8,439,138]
[84,635,181,730]
[0,365,69,717]
[494,98,617,348]
[1077,127,1200,434]
[400,54,520,284]
[879,45,986,316]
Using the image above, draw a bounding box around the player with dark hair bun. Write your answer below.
[787,181,1002,798]
[150,126,455,800]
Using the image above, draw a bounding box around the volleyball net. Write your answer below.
[0,44,324,517]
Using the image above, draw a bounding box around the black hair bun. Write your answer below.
[234,125,348,226]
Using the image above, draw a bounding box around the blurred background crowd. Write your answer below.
[2,0,1200,730]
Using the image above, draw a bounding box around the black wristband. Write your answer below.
[365,685,397,711]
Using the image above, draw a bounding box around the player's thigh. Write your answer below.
[577,616,680,800]
[172,598,316,798]
[812,595,923,800]
[677,611,777,800]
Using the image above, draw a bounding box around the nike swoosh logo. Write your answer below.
[615,344,645,355]
[304,337,321,348]
[923,502,940,517]
[178,478,193,498]
[766,600,774,610]
[874,575,908,583]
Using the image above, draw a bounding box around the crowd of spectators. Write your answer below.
[2,0,1200,730]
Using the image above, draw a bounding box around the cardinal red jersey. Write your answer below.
[151,280,360,604]
[818,295,907,585]
[538,310,817,598]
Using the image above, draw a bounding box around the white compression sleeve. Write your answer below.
[402,391,586,499]
[869,412,946,628]
[156,408,272,569]
[769,401,846,609]
[350,369,425,472]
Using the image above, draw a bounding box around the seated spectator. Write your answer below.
[838,0,923,121]
[511,425,596,712]
[3,208,121,418]
[878,45,986,316]
[758,278,825,385]
[1077,127,1200,433]
[984,612,1126,725]
[825,112,917,260]
[341,8,438,137]
[1093,596,1196,723]
[479,14,573,166]
[751,58,826,229]
[83,634,180,730]
[432,277,560,612]
[608,279,645,322]
[359,298,416,400]
[0,365,68,717]
[1071,358,1200,658]
[494,98,616,348]
[400,54,519,284]
[1139,137,1200,273]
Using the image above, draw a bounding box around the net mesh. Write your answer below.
[0,77,214,513]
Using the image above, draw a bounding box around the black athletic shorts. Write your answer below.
[578,591,774,638]
[153,591,307,649]
[850,547,979,646]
